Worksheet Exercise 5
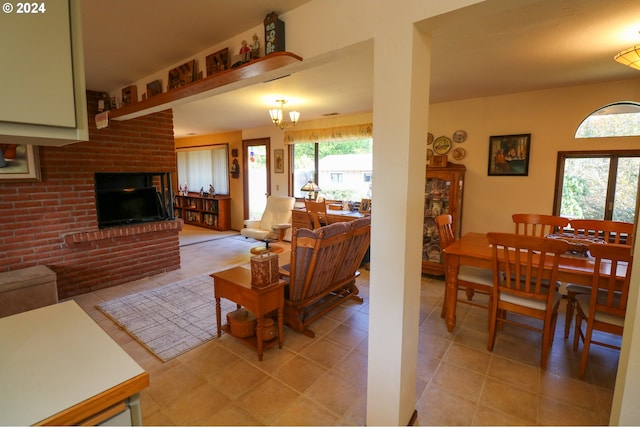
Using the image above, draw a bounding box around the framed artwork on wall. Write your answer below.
[0,144,41,181]
[487,133,531,176]
[274,149,284,173]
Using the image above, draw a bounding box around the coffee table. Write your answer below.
[211,266,284,361]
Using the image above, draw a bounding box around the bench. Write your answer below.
[0,266,58,318]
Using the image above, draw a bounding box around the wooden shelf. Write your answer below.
[108,52,303,121]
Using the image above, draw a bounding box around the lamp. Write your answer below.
[300,180,320,200]
[268,99,300,129]
[614,45,640,70]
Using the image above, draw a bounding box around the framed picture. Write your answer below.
[146,80,162,98]
[205,48,229,76]
[168,59,196,90]
[274,149,284,173]
[0,144,41,181]
[487,133,531,176]
[359,198,371,213]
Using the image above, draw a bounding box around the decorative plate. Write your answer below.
[426,148,434,160]
[427,132,434,145]
[453,129,467,143]
[433,136,452,155]
[452,147,466,160]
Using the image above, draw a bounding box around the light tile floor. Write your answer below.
[70,232,619,426]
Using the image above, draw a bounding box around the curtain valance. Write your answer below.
[284,123,373,144]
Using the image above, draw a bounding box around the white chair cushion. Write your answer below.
[459,266,494,286]
[575,292,625,327]
[500,288,561,311]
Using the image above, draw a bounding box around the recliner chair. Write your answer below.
[240,195,295,253]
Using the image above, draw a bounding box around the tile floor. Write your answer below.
[69,231,620,426]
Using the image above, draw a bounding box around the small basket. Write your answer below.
[260,317,277,341]
[250,251,279,288]
[226,308,256,338]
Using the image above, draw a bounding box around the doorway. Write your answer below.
[243,138,271,220]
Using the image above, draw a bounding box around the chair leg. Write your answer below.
[440,282,448,318]
[573,309,584,352]
[578,321,593,379]
[564,292,576,339]
[487,299,498,351]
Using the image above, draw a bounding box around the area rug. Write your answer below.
[97,273,238,362]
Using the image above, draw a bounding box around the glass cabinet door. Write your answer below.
[423,176,452,265]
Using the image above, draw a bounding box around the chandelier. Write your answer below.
[268,99,300,129]
[614,45,640,71]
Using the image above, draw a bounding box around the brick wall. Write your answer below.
[0,91,181,299]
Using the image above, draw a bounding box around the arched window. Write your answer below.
[553,101,640,223]
[575,101,640,138]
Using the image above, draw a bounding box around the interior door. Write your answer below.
[243,138,271,220]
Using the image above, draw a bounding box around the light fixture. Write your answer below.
[614,45,640,71]
[300,180,320,200]
[268,99,300,129]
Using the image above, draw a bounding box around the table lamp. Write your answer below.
[300,180,320,200]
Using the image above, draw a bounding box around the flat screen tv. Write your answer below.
[96,187,163,228]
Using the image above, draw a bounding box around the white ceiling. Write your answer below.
[81,0,640,138]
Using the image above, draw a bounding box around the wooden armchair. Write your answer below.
[280,216,371,337]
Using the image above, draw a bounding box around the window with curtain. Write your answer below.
[286,123,373,201]
[176,145,229,194]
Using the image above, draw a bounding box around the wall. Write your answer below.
[0,91,181,299]
[428,77,640,235]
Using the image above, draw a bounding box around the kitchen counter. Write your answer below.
[0,300,148,425]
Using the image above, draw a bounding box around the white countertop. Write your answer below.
[0,300,146,425]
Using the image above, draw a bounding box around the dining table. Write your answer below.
[441,232,628,333]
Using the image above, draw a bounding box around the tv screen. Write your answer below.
[96,187,162,228]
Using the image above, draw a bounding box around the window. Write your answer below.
[291,139,372,201]
[575,101,640,138]
[176,145,229,194]
[553,151,639,223]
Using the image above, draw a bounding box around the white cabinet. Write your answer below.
[0,0,88,146]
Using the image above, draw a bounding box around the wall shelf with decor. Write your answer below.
[422,162,466,276]
[174,193,231,231]
[108,52,303,121]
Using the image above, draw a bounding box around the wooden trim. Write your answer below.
[109,52,303,121]
[36,373,149,426]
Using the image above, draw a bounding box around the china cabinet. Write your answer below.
[422,162,466,275]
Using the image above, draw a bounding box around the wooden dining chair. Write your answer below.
[436,214,493,318]
[512,213,570,237]
[486,232,569,369]
[563,219,635,339]
[573,243,633,379]
[305,199,328,229]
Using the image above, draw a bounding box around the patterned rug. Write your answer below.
[97,274,237,362]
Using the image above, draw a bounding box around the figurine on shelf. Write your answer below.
[199,187,204,197]
[209,184,215,197]
[250,33,260,60]
[239,40,250,62]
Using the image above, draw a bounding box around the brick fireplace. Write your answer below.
[0,91,182,299]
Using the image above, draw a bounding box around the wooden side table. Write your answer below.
[211,266,284,361]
